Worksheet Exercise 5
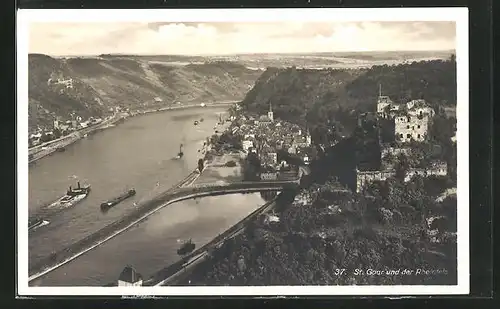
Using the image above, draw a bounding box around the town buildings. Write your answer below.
[231,103,312,178]
[29,115,103,147]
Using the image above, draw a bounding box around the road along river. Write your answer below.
[28,106,267,286]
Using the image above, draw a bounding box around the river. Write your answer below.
[28,106,266,286]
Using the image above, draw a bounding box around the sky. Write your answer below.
[29,21,456,56]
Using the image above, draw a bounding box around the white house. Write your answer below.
[260,172,278,181]
[117,265,143,286]
[242,140,254,152]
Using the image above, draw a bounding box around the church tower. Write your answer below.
[267,101,274,122]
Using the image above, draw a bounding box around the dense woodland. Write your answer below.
[182,175,457,286]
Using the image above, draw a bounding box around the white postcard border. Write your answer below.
[17,7,469,296]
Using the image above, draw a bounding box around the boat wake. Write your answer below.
[28,219,50,232]
[29,181,91,228]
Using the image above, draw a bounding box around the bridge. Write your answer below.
[28,177,300,284]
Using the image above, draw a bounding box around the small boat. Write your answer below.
[100,188,136,211]
[194,120,199,125]
[176,144,184,159]
[28,218,50,231]
[177,239,196,256]
[200,118,204,122]
[56,147,65,152]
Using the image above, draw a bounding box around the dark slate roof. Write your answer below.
[118,265,143,283]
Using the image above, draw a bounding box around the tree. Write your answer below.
[243,152,261,181]
[40,133,53,143]
[198,159,204,172]
[394,153,409,181]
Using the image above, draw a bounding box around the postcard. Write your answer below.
[17,7,469,296]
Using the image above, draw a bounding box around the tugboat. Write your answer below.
[176,144,184,159]
[48,181,91,209]
[28,218,50,231]
[100,188,136,212]
[177,239,196,255]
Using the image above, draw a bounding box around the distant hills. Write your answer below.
[95,50,453,70]
[28,54,261,131]
[27,50,454,132]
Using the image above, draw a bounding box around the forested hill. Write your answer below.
[240,58,457,133]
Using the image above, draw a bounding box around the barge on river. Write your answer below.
[100,188,136,211]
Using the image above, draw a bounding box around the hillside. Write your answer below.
[28,55,261,131]
[240,58,456,139]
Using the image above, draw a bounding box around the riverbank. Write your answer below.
[146,194,281,286]
[28,114,122,164]
[28,101,238,165]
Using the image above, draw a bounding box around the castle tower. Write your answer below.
[377,84,392,116]
[267,101,274,122]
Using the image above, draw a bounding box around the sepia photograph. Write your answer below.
[17,8,469,296]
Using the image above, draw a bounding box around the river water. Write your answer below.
[28,106,266,286]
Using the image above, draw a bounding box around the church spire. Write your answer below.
[267,101,274,122]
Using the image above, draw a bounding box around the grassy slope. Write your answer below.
[28,55,262,131]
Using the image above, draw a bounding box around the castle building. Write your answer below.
[376,85,435,145]
[376,84,395,118]
[406,99,436,118]
[404,161,448,182]
[356,168,396,193]
[394,113,431,143]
